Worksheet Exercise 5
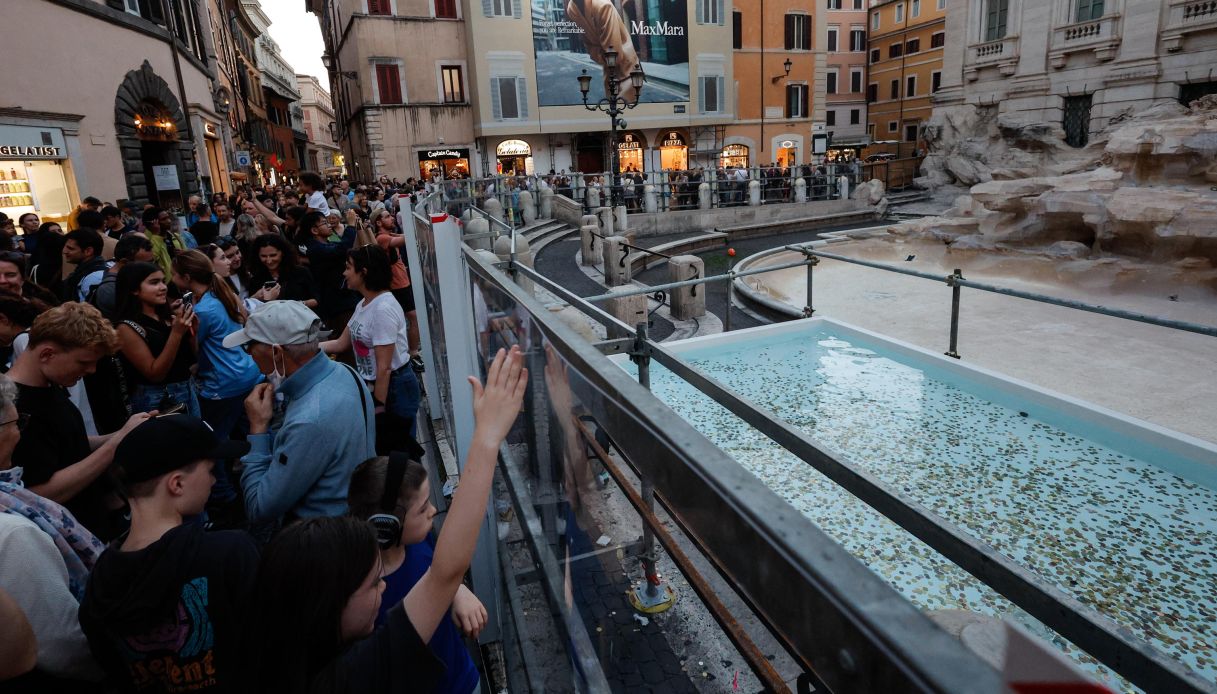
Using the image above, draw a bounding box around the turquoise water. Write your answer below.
[631,327,1217,689]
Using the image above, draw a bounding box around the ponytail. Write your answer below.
[172,249,245,325]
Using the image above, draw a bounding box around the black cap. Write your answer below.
[115,415,250,485]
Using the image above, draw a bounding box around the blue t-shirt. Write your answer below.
[193,292,262,399]
[377,535,479,694]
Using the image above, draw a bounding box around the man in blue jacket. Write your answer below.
[223,301,376,524]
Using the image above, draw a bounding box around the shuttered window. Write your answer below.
[826,71,837,94]
[435,0,457,18]
[850,29,866,52]
[733,11,742,49]
[786,84,808,118]
[785,14,812,50]
[931,32,945,48]
[375,63,402,104]
[696,0,724,25]
[491,77,528,119]
[367,0,391,15]
[483,0,517,17]
[827,27,838,52]
[850,70,862,93]
[700,76,725,113]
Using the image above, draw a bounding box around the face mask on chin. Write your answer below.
[267,344,285,390]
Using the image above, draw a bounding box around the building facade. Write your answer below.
[246,1,305,183]
[824,0,871,154]
[1,0,225,218]
[309,0,736,179]
[726,0,828,169]
[297,74,344,175]
[466,0,735,176]
[866,0,947,156]
[936,0,1217,148]
[223,0,274,185]
[308,0,476,182]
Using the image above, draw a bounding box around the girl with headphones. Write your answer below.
[347,453,486,693]
[243,346,526,694]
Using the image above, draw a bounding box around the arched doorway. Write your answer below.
[115,61,197,207]
[616,131,646,173]
[657,129,688,171]
[719,144,750,168]
[496,139,533,175]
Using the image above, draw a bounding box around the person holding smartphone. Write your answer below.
[113,262,200,418]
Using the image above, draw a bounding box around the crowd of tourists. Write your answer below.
[0,171,522,694]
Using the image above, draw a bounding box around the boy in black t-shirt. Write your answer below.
[7,302,152,541]
[80,415,257,694]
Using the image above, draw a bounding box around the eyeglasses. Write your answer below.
[0,413,30,432]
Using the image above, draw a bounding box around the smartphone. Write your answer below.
[262,281,277,290]
[158,403,187,416]
[181,291,194,305]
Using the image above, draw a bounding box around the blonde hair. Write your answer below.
[28,302,118,353]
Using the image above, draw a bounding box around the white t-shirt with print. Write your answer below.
[306,190,331,216]
[347,292,410,381]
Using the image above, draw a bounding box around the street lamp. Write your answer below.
[578,51,645,208]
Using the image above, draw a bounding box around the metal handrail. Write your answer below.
[466,250,1008,693]
[507,257,1217,693]
[793,245,1217,341]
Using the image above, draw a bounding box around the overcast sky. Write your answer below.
[261,0,329,91]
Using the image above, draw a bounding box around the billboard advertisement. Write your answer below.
[531,0,689,106]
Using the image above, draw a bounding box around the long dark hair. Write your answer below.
[246,517,381,694]
[115,262,170,324]
[216,236,251,288]
[172,249,244,325]
[251,234,300,282]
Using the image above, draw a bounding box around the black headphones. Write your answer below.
[367,452,408,550]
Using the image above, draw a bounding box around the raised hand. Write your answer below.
[467,345,527,448]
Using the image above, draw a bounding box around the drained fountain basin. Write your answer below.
[613,318,1217,689]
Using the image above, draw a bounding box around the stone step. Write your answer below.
[528,222,578,255]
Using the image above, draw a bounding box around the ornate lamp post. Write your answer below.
[578,49,645,207]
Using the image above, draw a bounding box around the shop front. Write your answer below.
[657,130,688,171]
[776,138,800,168]
[418,147,471,180]
[616,131,645,173]
[496,139,533,175]
[0,124,77,224]
[719,143,750,168]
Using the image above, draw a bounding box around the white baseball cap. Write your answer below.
[222,300,330,348]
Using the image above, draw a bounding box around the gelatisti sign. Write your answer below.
[531,0,689,106]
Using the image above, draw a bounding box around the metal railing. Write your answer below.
[506,247,1217,693]
[464,250,1008,693]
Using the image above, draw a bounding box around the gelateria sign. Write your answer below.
[0,145,62,158]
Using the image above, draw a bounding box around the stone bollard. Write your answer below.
[613,205,628,232]
[539,187,553,219]
[748,179,761,206]
[587,185,601,209]
[596,206,615,237]
[668,255,706,320]
[644,184,657,213]
[464,217,492,251]
[519,190,536,225]
[838,176,850,200]
[602,235,630,287]
[698,182,712,210]
[493,235,533,293]
[581,213,599,230]
[461,209,472,224]
[605,285,647,337]
[580,224,602,265]
[795,177,807,203]
[483,197,505,225]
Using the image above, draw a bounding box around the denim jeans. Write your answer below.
[130,380,201,419]
[386,365,421,438]
[198,390,254,505]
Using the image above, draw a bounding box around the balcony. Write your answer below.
[1048,13,1121,68]
[964,35,1019,81]
[1163,0,1217,51]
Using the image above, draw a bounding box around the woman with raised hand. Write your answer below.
[113,262,199,417]
[245,346,526,694]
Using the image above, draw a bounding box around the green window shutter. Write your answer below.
[491,78,502,119]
